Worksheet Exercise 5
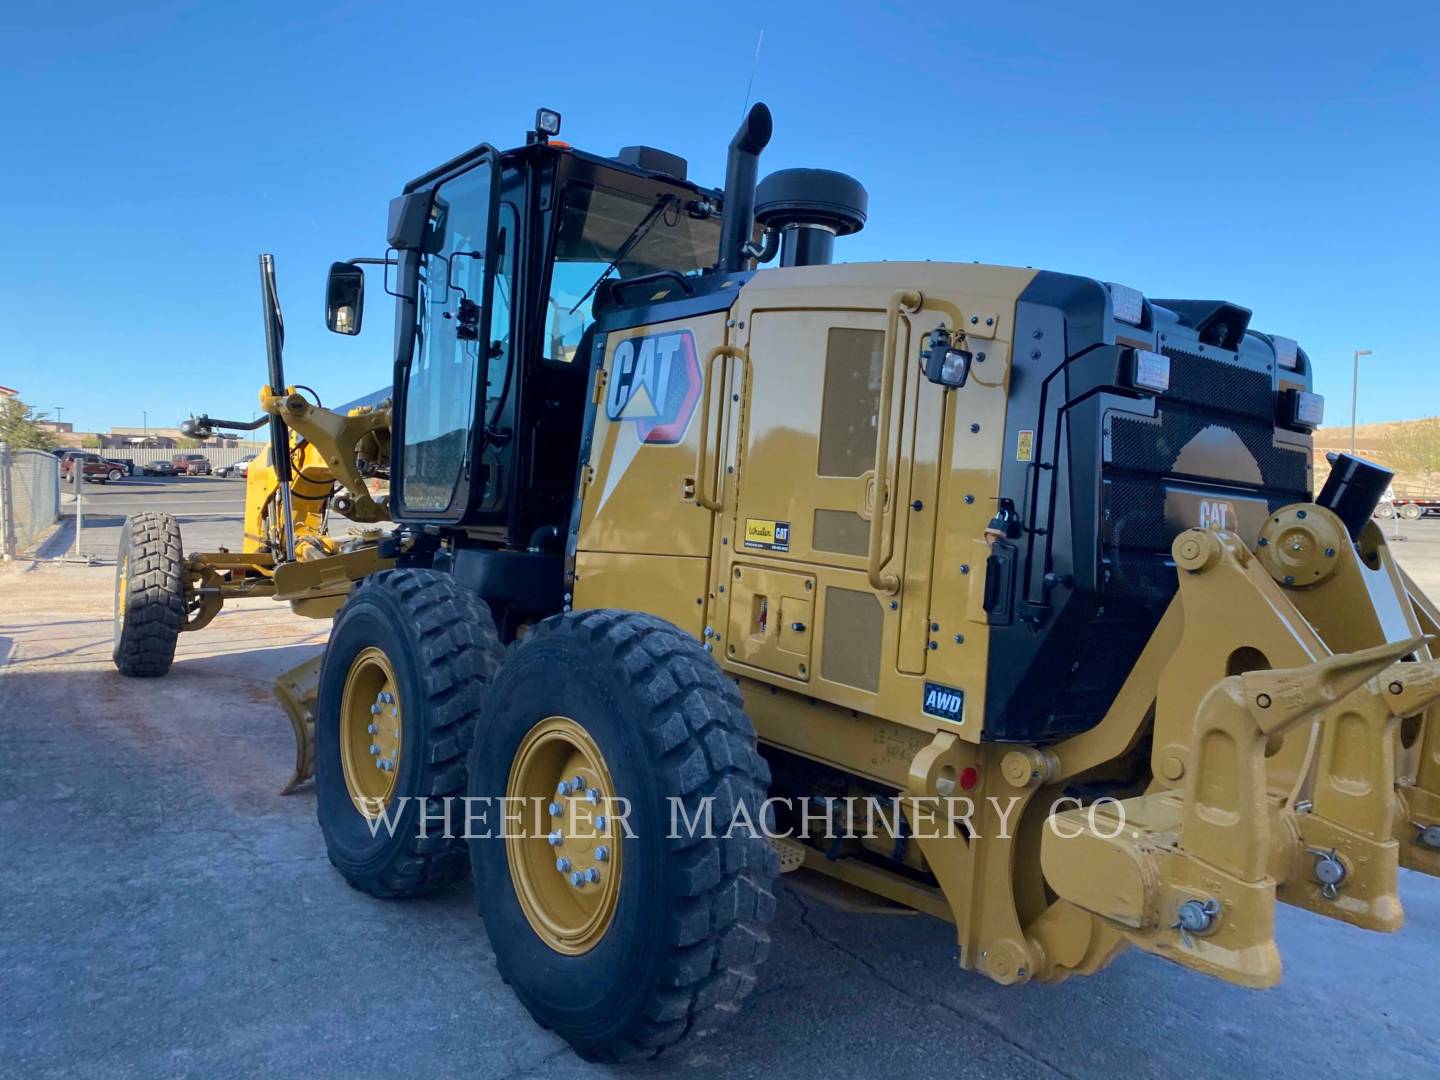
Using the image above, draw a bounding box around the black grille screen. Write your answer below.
[1161,345,1274,420]
[1109,408,1309,492]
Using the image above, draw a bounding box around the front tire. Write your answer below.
[468,610,778,1061]
[315,569,503,898]
[113,512,185,676]
[107,468,123,482]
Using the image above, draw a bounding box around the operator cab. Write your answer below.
[328,110,723,562]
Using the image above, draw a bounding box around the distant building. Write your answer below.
[0,384,17,398]
[37,420,74,433]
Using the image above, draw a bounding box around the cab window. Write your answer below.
[544,184,720,364]
[402,163,495,513]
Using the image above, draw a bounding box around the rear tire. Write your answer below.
[468,610,778,1062]
[315,569,504,898]
[113,512,185,677]
[1400,503,1423,520]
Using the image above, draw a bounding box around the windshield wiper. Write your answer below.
[568,195,677,315]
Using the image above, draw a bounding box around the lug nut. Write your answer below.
[548,802,563,817]
[557,780,572,796]
[570,871,585,887]
[585,867,601,884]
[1417,824,1440,850]
[594,815,607,830]
[555,857,571,873]
[594,846,609,861]
[377,760,393,772]
[370,704,381,715]
[547,830,563,847]
[572,775,586,791]
[367,723,378,734]
[369,744,381,756]
[379,692,394,704]
[586,789,600,806]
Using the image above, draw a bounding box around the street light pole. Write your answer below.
[54,406,64,424]
[1351,349,1373,454]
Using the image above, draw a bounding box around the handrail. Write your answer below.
[694,344,749,512]
[867,290,922,594]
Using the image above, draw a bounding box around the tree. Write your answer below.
[0,397,57,450]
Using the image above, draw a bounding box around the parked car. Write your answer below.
[59,452,125,484]
[140,459,179,477]
[217,453,257,479]
[172,453,212,476]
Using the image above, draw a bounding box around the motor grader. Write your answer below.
[112,104,1440,1060]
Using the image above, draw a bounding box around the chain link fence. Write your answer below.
[0,444,62,558]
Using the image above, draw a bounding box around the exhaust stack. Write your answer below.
[716,103,773,273]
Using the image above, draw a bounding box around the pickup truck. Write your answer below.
[172,453,212,476]
[59,453,125,483]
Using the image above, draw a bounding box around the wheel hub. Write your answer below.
[506,716,621,954]
[339,647,403,817]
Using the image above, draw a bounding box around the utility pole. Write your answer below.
[1351,349,1373,454]
[54,406,64,425]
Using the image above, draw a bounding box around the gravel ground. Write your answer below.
[3,481,1440,1078]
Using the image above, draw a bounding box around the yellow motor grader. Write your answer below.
[112,105,1440,1060]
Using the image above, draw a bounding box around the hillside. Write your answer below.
[1313,418,1440,499]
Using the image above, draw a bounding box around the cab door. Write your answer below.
[393,151,503,523]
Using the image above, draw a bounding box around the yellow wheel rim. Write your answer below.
[506,716,622,955]
[339,647,404,818]
[115,554,129,630]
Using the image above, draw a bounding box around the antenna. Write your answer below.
[740,30,765,121]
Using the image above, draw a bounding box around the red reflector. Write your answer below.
[960,767,979,790]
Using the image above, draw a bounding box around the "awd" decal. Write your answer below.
[922,682,965,723]
[605,331,701,444]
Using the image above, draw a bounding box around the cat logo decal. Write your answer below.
[604,331,701,445]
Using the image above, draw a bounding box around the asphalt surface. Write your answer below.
[39,475,250,563]
[4,481,1440,1078]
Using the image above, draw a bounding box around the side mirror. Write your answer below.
[326,262,365,335]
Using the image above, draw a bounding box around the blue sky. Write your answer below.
[2,0,1436,434]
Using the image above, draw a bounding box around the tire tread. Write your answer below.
[113,512,185,677]
[518,610,778,1061]
[324,569,505,899]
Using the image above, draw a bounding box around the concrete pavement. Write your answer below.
[40,475,251,563]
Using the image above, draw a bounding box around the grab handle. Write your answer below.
[866,290,921,594]
[695,344,749,512]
